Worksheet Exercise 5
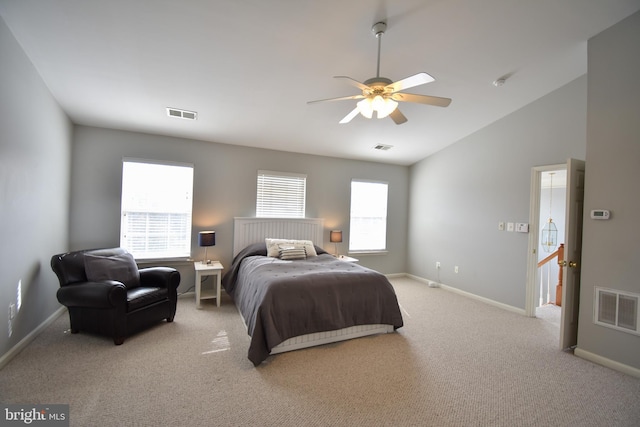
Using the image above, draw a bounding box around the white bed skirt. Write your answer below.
[270,324,394,355]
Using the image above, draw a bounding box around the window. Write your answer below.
[256,170,306,218]
[349,180,388,252]
[120,159,194,259]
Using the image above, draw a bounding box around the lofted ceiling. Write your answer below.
[1,0,639,166]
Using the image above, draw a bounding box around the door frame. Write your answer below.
[525,163,566,317]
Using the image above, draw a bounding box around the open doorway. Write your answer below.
[526,159,585,349]
[535,169,566,329]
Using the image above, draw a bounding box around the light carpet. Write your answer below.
[1,277,639,426]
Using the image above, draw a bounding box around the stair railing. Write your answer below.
[536,243,564,306]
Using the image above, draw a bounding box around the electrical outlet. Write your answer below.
[455,266,459,273]
[436,261,441,269]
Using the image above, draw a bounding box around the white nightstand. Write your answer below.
[194,261,224,308]
[336,255,359,262]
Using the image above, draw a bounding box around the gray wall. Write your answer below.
[70,126,409,291]
[578,11,640,370]
[407,76,587,310]
[0,17,72,361]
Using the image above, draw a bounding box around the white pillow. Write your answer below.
[265,238,317,257]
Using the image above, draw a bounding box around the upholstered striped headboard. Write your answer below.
[233,217,325,256]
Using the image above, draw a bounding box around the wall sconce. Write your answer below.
[198,231,215,264]
[330,230,342,256]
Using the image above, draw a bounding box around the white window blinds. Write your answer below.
[120,159,194,259]
[256,170,306,218]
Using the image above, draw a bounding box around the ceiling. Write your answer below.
[2,1,639,166]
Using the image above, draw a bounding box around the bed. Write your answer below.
[222,217,404,365]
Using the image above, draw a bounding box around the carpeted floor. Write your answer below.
[1,277,639,426]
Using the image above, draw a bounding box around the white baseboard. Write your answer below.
[574,347,640,379]
[404,273,526,315]
[0,307,66,371]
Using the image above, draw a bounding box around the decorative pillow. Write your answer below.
[84,252,140,289]
[278,245,307,260]
[265,238,317,257]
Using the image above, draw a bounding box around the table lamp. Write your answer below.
[330,230,342,257]
[198,231,215,264]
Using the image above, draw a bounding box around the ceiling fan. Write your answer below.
[308,22,451,125]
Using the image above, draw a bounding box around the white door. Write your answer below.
[559,158,585,350]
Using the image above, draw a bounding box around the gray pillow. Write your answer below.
[84,252,140,289]
[278,246,307,260]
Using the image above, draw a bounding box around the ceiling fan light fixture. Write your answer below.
[356,98,374,119]
[372,95,386,111]
[376,98,398,119]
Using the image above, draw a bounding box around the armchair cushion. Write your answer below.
[56,280,127,308]
[84,252,140,289]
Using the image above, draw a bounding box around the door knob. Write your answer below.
[569,261,578,268]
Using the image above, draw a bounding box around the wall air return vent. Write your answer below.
[594,287,639,335]
[166,107,197,120]
[373,144,393,151]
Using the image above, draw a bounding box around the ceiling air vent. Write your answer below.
[166,107,197,120]
[373,144,393,151]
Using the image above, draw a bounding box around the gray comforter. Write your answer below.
[222,243,404,365]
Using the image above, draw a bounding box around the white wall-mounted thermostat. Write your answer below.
[590,209,610,220]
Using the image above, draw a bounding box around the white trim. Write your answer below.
[0,307,66,370]
[404,273,526,315]
[439,283,526,315]
[574,347,640,379]
[122,157,194,168]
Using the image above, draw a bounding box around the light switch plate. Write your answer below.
[516,223,529,233]
[507,222,514,232]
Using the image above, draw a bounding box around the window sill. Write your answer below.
[347,250,388,256]
[136,258,195,266]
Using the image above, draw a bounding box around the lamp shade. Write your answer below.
[198,231,216,247]
[330,230,342,243]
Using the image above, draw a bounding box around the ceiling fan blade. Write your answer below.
[391,92,452,107]
[339,107,361,124]
[307,94,365,104]
[389,108,407,125]
[334,76,371,91]
[385,72,435,93]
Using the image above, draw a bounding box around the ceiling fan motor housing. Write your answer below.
[363,77,393,96]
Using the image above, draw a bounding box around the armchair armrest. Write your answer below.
[139,267,180,291]
[56,281,127,309]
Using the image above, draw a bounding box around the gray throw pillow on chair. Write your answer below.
[84,252,140,289]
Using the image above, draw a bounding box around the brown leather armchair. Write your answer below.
[51,248,180,344]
